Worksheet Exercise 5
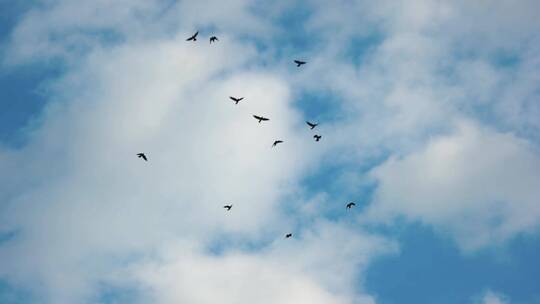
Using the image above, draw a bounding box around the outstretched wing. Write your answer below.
[138,153,147,161]
[187,31,198,41]
[254,115,269,121]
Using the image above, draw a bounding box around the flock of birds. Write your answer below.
[137,31,356,239]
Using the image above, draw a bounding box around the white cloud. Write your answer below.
[367,121,540,251]
[2,0,540,303]
[128,221,394,304]
[0,1,396,303]
[475,290,510,304]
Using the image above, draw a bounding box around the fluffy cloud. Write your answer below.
[475,290,510,304]
[0,1,396,303]
[2,0,540,303]
[129,222,394,304]
[368,121,540,251]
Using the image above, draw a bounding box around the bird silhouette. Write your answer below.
[314,135,322,142]
[294,60,306,67]
[209,36,219,43]
[137,153,147,161]
[223,204,233,211]
[272,140,283,147]
[253,115,269,123]
[346,202,356,209]
[306,121,318,129]
[186,31,199,41]
[229,96,244,104]
[285,233,293,238]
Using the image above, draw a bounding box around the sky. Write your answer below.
[0,1,539,303]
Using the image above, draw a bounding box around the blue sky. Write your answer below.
[1,1,540,304]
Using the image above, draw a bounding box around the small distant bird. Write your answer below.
[285,233,293,238]
[137,153,147,161]
[294,60,306,67]
[314,135,322,142]
[272,140,283,147]
[186,31,199,41]
[223,204,233,211]
[306,121,318,129]
[253,115,269,123]
[346,202,356,209]
[209,36,219,43]
[229,96,244,104]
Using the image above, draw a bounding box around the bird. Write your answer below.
[306,121,318,129]
[223,204,233,211]
[209,36,219,43]
[285,233,293,238]
[314,135,322,142]
[253,115,269,123]
[346,202,356,209]
[229,96,244,104]
[294,60,306,67]
[186,31,199,41]
[272,140,283,147]
[137,153,147,161]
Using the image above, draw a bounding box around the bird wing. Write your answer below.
[253,115,262,120]
[261,117,269,121]
[187,32,198,40]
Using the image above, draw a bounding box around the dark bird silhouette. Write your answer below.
[272,140,283,147]
[346,202,356,209]
[314,134,322,142]
[223,204,233,211]
[294,60,306,67]
[285,233,293,238]
[229,96,244,104]
[306,121,318,129]
[186,31,199,41]
[209,36,219,43]
[253,115,269,123]
[137,153,147,161]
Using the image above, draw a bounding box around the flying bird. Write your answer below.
[272,140,283,147]
[229,96,244,104]
[294,60,306,67]
[285,233,293,238]
[137,153,147,161]
[314,134,322,142]
[209,36,219,43]
[253,115,269,123]
[186,31,199,41]
[346,202,356,209]
[223,204,233,211]
[306,121,318,129]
